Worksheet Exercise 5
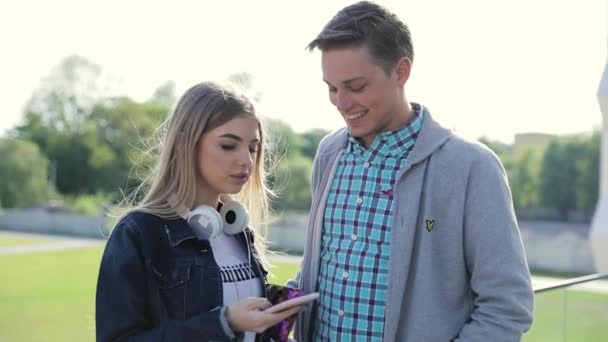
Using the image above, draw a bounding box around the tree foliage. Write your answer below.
[0,139,50,208]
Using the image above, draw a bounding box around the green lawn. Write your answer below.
[0,247,103,341]
[0,246,299,341]
[0,244,606,341]
[523,290,608,341]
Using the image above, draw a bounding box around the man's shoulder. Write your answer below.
[439,133,501,164]
[316,127,348,155]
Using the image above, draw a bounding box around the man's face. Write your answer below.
[321,45,410,147]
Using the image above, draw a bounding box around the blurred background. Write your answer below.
[0,0,607,341]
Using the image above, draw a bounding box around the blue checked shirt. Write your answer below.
[313,104,424,341]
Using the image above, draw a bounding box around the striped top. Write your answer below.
[210,232,262,342]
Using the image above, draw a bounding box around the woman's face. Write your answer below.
[196,115,260,202]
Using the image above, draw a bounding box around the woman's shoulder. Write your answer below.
[109,210,172,240]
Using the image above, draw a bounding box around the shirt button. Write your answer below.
[351,234,358,241]
[363,162,370,168]
[338,310,345,317]
[356,197,363,204]
[342,271,349,278]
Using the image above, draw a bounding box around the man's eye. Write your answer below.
[350,85,366,92]
[328,86,337,93]
[221,145,236,150]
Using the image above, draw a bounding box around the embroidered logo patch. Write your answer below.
[381,188,393,196]
[425,219,435,232]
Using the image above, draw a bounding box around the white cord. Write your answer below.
[243,230,254,298]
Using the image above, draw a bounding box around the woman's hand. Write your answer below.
[225,297,302,334]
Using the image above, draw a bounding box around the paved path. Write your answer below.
[2,231,607,294]
[0,231,103,255]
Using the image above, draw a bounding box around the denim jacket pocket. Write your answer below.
[153,260,192,320]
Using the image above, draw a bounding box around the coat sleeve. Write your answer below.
[95,219,235,342]
[456,149,534,341]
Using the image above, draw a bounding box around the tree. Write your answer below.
[300,128,330,160]
[228,71,262,103]
[265,118,301,161]
[539,139,575,219]
[15,55,169,197]
[272,155,313,212]
[148,81,176,107]
[14,55,112,194]
[20,54,113,134]
[478,136,511,158]
[86,97,168,195]
[509,147,542,211]
[574,132,599,217]
[0,139,50,208]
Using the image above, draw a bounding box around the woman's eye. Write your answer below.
[221,145,236,151]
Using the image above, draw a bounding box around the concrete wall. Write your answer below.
[0,208,109,239]
[0,209,597,275]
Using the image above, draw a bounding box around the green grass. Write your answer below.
[0,246,104,341]
[0,233,54,247]
[0,246,301,341]
[266,260,300,285]
[523,290,608,341]
[0,245,606,341]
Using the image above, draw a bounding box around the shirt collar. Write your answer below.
[346,103,425,158]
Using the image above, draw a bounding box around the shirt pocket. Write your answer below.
[153,259,192,320]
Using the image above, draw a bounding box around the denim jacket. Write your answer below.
[95,210,270,341]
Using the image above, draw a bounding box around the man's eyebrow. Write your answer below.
[323,76,367,86]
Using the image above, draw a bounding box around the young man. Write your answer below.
[289,2,534,341]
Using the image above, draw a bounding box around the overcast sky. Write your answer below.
[0,0,606,143]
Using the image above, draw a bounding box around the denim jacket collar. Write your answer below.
[161,218,199,247]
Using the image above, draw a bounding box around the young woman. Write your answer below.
[95,81,300,341]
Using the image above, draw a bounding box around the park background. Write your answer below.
[1,0,607,341]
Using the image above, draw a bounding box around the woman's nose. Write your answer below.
[239,149,254,167]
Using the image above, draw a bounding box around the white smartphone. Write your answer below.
[264,292,320,314]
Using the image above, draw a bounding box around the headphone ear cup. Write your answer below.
[219,200,249,235]
[187,205,223,240]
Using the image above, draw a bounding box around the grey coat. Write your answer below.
[289,112,534,341]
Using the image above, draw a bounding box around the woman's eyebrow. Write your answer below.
[219,133,242,141]
[219,133,260,144]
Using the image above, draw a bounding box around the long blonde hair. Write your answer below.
[124,81,272,261]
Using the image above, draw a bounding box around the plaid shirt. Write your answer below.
[314,104,424,341]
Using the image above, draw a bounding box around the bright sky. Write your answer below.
[0,0,606,143]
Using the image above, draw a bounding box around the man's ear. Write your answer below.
[395,57,412,85]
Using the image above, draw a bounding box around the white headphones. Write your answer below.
[182,200,249,240]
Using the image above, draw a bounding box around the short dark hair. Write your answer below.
[307,1,414,74]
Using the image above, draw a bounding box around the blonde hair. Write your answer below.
[122,81,272,263]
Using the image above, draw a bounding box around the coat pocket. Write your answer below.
[153,262,192,320]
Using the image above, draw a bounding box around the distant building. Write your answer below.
[512,132,556,155]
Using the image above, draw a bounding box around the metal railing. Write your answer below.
[534,273,608,294]
[524,273,608,342]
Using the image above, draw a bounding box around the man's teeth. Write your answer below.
[345,111,365,120]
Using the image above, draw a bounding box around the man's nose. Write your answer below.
[335,91,353,112]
